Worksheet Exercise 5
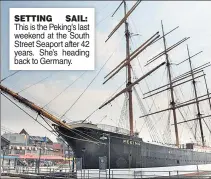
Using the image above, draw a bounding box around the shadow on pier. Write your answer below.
[1,172,77,179]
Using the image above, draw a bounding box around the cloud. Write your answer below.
[95,30,126,71]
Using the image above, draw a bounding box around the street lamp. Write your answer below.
[81,148,86,169]
[34,141,42,173]
[100,133,110,179]
[37,142,42,174]
[1,146,7,167]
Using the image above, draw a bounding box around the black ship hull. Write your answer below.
[56,124,211,169]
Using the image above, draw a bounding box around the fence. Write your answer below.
[2,165,211,178]
[75,169,211,178]
[2,166,76,178]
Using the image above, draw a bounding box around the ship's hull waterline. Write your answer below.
[56,124,211,169]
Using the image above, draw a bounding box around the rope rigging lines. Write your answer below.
[42,72,86,109]
[163,110,172,145]
[133,86,163,143]
[118,93,129,129]
[17,74,52,94]
[70,35,125,123]
[82,80,126,123]
[171,68,199,142]
[131,64,165,144]
[1,92,58,137]
[1,70,21,82]
[1,91,105,145]
[128,15,211,146]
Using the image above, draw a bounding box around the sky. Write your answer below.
[1,1,211,145]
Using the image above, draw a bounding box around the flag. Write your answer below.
[42,136,47,142]
[24,135,27,148]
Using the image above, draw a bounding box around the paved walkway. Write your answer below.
[1,177,21,179]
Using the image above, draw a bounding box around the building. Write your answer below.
[1,136,10,155]
[2,129,65,158]
[1,136,10,148]
[56,137,73,158]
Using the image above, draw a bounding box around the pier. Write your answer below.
[2,164,211,178]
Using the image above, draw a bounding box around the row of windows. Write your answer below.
[136,156,211,164]
[124,146,211,158]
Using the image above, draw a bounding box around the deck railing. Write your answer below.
[97,124,131,136]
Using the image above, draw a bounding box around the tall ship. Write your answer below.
[2,1,211,169]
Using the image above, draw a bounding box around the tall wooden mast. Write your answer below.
[123,1,134,136]
[203,71,211,110]
[101,1,166,138]
[161,21,179,147]
[187,45,205,146]
[103,1,142,135]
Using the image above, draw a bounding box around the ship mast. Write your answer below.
[187,45,205,146]
[139,23,211,146]
[102,1,142,135]
[162,45,211,146]
[101,2,211,146]
[161,21,179,147]
[101,1,180,140]
[123,1,134,136]
[203,71,211,110]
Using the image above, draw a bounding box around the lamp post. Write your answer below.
[100,133,110,179]
[81,148,86,169]
[67,145,71,170]
[1,146,7,167]
[34,140,42,173]
[37,142,42,174]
